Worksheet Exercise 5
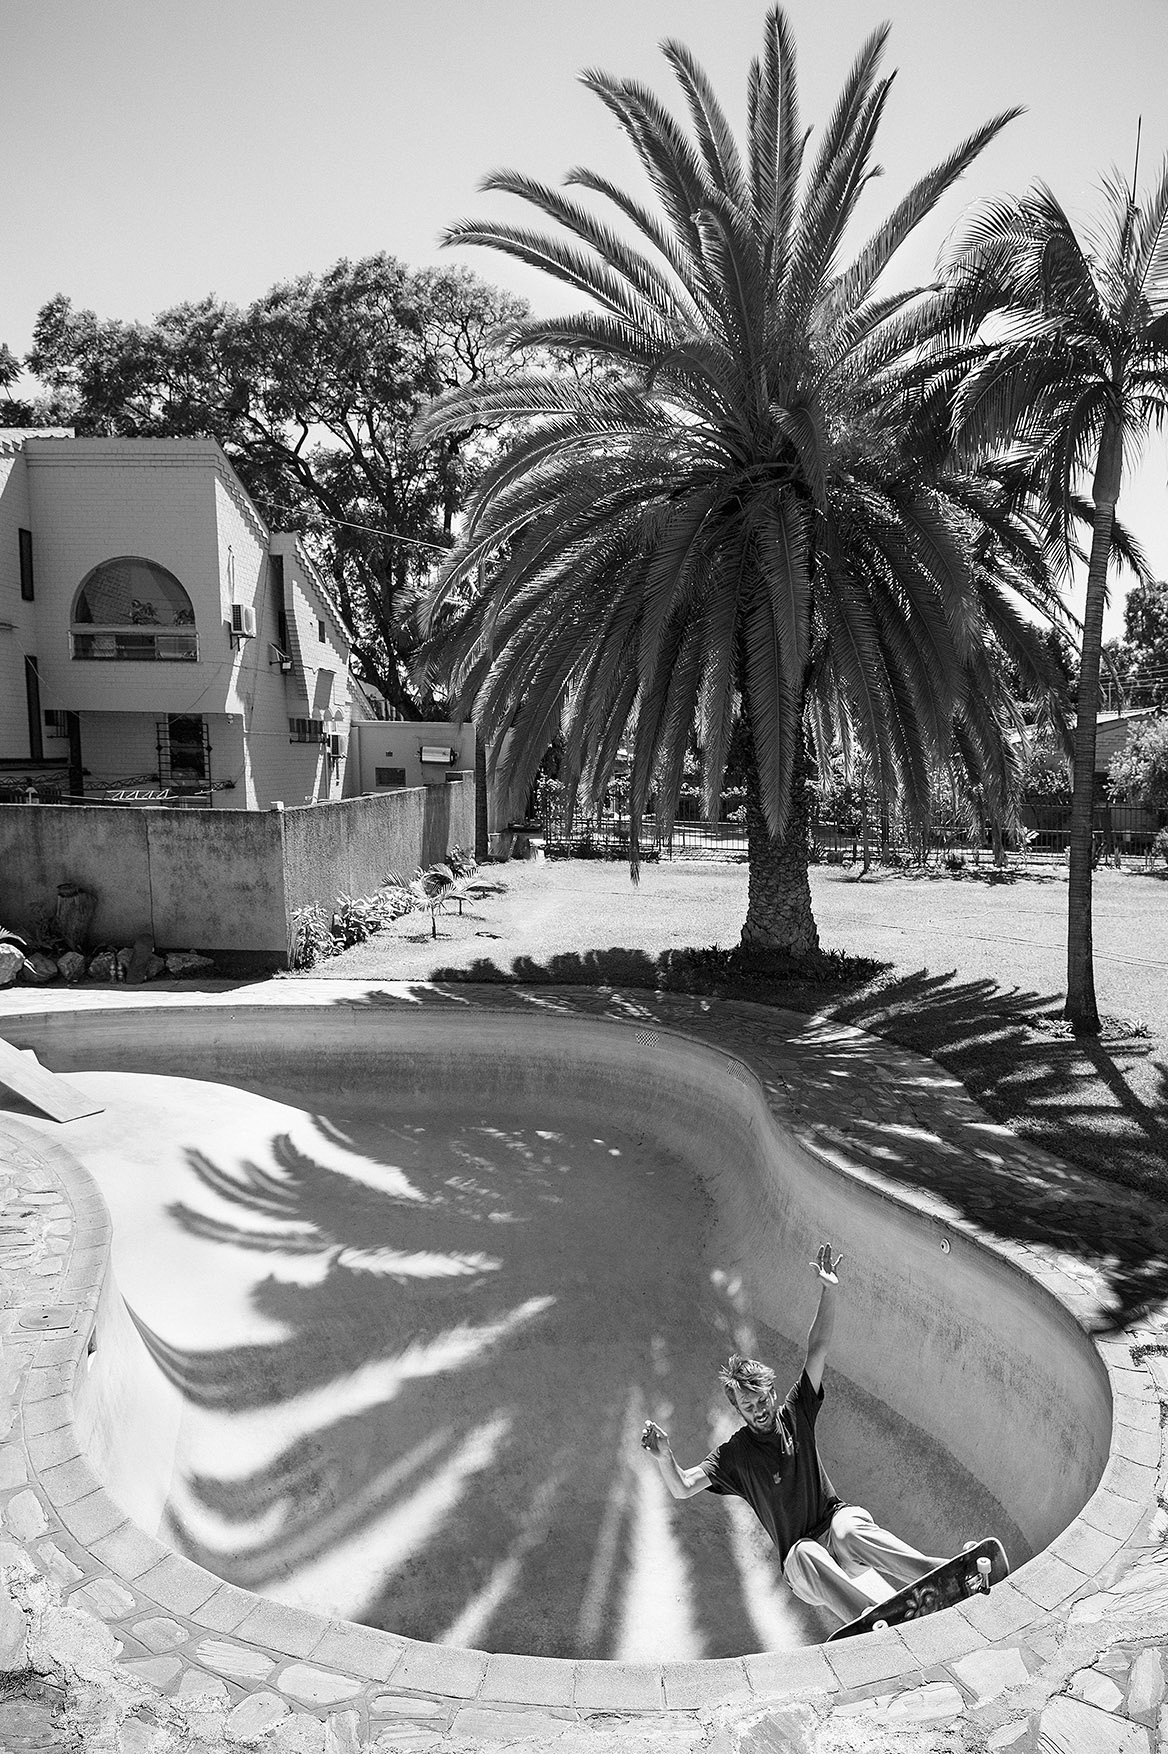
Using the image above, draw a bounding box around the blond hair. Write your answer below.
[717,1354,775,1408]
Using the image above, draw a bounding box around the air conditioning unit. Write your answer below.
[328,733,347,759]
[230,604,257,638]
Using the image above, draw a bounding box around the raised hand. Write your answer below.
[811,1242,843,1284]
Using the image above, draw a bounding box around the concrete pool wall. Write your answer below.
[0,984,1162,1746]
[14,1005,1110,1588]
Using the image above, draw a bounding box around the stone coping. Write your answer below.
[0,981,1165,1752]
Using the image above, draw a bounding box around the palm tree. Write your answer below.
[944,158,1168,1031]
[416,9,1037,954]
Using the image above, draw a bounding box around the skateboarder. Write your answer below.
[640,1243,948,1623]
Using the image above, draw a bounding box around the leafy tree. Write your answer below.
[945,159,1168,1031]
[23,258,528,716]
[0,342,58,426]
[1118,577,1168,706]
[414,8,1067,953]
[1108,712,1168,808]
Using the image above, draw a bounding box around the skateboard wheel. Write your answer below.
[873,1620,888,1632]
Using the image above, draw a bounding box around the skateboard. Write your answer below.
[827,1538,1010,1641]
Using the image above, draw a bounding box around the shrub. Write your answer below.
[1108,714,1168,808]
[290,905,335,970]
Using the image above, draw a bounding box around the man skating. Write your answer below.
[640,1243,947,1623]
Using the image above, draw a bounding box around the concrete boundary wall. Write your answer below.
[0,989,1162,1744]
[0,780,473,966]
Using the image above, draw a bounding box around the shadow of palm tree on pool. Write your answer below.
[367,954,1168,1331]
[133,1109,830,1659]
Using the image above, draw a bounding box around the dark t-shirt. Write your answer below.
[702,1369,842,1565]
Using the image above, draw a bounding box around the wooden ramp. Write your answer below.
[0,1036,105,1123]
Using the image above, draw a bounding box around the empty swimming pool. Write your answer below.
[9,1001,1109,1662]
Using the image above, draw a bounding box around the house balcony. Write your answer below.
[70,630,199,662]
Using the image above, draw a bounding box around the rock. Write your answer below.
[144,954,166,980]
[165,951,214,976]
[1036,1695,1150,1752]
[115,947,133,980]
[0,944,23,988]
[276,1664,361,1706]
[56,951,86,983]
[124,936,155,985]
[1127,1648,1166,1715]
[0,1589,27,1668]
[225,1690,289,1741]
[18,952,58,985]
[86,950,117,982]
[4,1491,48,1540]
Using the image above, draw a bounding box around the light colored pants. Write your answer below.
[783,1505,947,1623]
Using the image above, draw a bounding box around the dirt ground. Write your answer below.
[294,857,1168,1203]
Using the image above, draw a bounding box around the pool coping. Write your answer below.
[0,980,1165,1748]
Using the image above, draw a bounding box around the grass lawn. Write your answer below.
[293,856,1168,1313]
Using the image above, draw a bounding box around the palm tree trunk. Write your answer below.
[1064,420,1122,1034]
[741,735,820,956]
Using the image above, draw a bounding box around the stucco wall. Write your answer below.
[0,449,38,759]
[280,778,475,913]
[346,720,476,796]
[145,809,288,955]
[0,805,154,946]
[0,782,475,964]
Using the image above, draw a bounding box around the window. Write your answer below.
[71,556,198,661]
[289,717,324,743]
[24,657,42,760]
[43,710,70,739]
[270,554,289,653]
[163,716,208,786]
[375,766,406,787]
[19,529,34,601]
[317,618,326,643]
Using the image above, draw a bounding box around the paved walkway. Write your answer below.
[0,979,1164,1752]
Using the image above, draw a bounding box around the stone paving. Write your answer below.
[0,979,1164,1753]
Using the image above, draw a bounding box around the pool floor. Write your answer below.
[58,1069,1024,1659]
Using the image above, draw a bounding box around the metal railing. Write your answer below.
[540,796,1167,863]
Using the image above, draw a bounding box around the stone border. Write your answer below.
[0,984,1165,1750]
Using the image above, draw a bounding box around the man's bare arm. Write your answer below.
[804,1242,843,1392]
[640,1421,711,1498]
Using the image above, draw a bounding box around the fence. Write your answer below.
[540,795,1167,865]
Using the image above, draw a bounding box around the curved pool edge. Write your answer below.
[0,981,1164,1751]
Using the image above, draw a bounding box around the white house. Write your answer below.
[0,433,361,808]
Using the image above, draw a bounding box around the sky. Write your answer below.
[6,0,1167,634]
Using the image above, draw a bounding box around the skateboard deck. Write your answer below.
[827,1538,1010,1641]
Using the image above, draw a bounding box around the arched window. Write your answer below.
[71,557,198,661]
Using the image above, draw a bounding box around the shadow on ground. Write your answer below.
[422,947,1168,1332]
